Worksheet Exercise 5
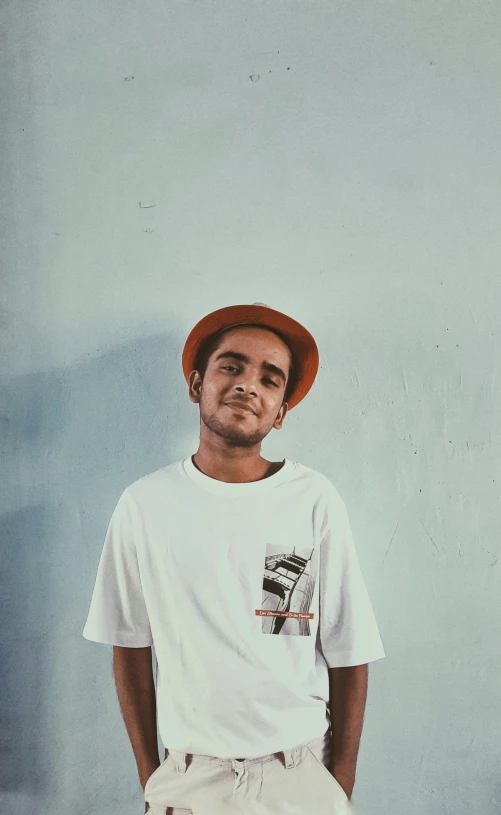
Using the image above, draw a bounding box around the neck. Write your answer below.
[192,449,283,483]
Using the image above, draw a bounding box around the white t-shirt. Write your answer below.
[83,456,385,759]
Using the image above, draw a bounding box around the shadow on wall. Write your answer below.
[0,504,50,796]
[0,329,191,811]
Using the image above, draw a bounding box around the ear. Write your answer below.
[273,402,288,430]
[188,371,202,404]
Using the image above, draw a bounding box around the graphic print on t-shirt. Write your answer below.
[256,544,318,635]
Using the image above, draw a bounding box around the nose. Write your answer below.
[230,365,263,397]
[235,384,257,397]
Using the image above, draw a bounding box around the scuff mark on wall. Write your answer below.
[419,519,440,555]
[382,516,400,563]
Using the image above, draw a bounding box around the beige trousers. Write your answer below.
[144,728,359,815]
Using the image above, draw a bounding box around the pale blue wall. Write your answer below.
[2,2,500,814]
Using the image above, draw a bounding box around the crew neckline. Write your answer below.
[182,455,294,495]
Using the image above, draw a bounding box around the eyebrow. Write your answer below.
[214,351,287,384]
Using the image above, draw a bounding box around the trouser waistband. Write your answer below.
[163,728,331,772]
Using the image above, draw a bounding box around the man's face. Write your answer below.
[189,326,292,447]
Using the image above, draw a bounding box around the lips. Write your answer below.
[225,402,256,415]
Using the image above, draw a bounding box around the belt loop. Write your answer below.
[282,746,299,769]
[170,751,188,773]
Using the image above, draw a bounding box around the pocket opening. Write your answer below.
[305,746,348,800]
[144,754,171,795]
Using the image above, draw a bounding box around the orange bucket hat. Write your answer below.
[181,303,319,410]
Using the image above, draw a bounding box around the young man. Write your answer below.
[83,302,386,815]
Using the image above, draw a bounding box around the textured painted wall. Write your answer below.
[1,1,500,813]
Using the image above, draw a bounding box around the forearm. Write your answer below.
[113,645,160,787]
[328,663,368,771]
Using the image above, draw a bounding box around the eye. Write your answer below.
[222,366,278,387]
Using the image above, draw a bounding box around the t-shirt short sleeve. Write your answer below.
[82,488,153,647]
[318,493,385,668]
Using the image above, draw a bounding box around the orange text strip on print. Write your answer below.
[255,610,314,619]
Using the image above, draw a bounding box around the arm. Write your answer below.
[328,663,368,799]
[113,645,160,790]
